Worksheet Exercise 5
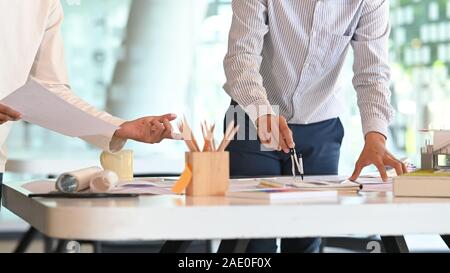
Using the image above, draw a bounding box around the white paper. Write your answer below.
[22,179,176,195]
[268,175,350,185]
[1,80,119,137]
[356,176,393,184]
[360,183,393,192]
[22,181,56,194]
[109,186,174,195]
[230,176,364,192]
[228,180,261,192]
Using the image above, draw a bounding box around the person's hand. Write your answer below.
[0,104,21,125]
[114,113,180,144]
[350,132,408,182]
[256,114,294,153]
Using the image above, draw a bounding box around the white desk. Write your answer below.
[3,180,450,242]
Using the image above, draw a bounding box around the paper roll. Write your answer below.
[56,167,102,193]
[89,170,119,193]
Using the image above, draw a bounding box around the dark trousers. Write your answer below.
[223,106,344,253]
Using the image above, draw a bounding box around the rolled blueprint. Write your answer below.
[56,167,102,193]
[89,170,119,193]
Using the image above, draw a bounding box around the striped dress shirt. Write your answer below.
[223,0,394,138]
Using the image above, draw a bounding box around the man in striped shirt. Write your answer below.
[222,0,407,253]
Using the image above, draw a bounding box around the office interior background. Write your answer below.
[1,0,450,252]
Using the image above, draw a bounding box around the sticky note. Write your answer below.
[100,150,134,181]
[172,164,193,194]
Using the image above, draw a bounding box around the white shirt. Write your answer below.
[0,0,126,172]
[224,0,395,137]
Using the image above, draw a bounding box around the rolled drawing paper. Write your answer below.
[90,170,119,193]
[56,167,102,193]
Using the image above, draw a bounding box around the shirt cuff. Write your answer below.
[109,136,127,153]
[79,117,128,153]
[108,118,127,153]
[362,117,389,139]
[243,98,276,128]
[79,134,127,154]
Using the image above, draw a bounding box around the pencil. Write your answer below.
[183,117,200,152]
[178,121,197,152]
[221,125,240,151]
[217,121,235,152]
[178,123,190,151]
[210,123,216,151]
[259,180,286,188]
[201,121,213,152]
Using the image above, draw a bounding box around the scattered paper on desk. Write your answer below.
[172,164,193,194]
[230,176,395,193]
[228,179,261,192]
[355,176,393,192]
[292,181,362,192]
[360,183,393,192]
[357,176,393,184]
[226,188,338,201]
[22,179,177,195]
[110,184,173,195]
[22,181,56,194]
[1,79,119,137]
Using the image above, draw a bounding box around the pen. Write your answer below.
[291,153,297,181]
[290,149,297,181]
[298,153,304,181]
[291,149,304,181]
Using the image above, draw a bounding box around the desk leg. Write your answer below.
[380,236,409,253]
[54,240,69,253]
[93,241,103,253]
[217,240,249,253]
[206,240,214,253]
[160,241,192,253]
[441,235,450,249]
[43,236,55,253]
[13,227,38,253]
[13,227,66,253]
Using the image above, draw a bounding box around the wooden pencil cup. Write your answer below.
[186,152,229,197]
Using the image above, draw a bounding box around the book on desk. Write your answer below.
[226,188,338,201]
[256,178,362,193]
[394,170,450,197]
